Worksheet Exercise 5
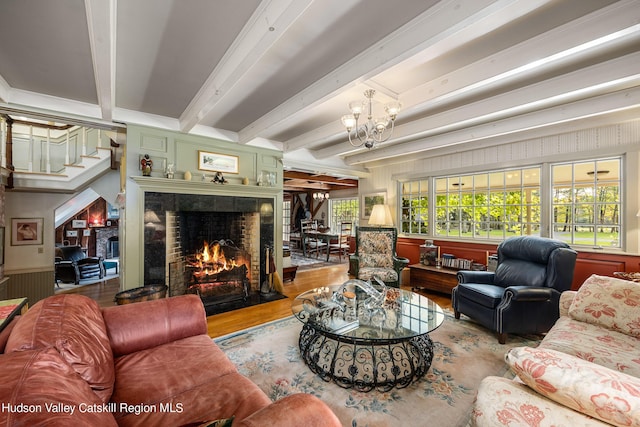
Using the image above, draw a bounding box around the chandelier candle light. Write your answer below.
[341,89,401,149]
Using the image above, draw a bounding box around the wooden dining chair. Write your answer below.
[301,219,327,258]
[329,222,352,262]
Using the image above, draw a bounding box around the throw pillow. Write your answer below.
[568,274,640,337]
[506,346,640,427]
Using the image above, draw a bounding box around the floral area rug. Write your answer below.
[215,313,540,427]
[289,249,341,271]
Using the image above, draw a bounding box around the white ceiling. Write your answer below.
[0,0,638,177]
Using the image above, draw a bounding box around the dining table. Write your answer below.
[302,230,338,262]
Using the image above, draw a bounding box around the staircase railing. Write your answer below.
[1,115,114,191]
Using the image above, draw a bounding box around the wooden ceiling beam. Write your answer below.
[283,170,358,187]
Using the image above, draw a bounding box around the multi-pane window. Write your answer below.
[400,168,541,240]
[401,180,428,234]
[435,168,541,239]
[552,158,621,248]
[329,198,359,232]
[398,157,624,247]
[283,199,291,243]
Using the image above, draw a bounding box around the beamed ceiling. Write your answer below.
[0,0,638,184]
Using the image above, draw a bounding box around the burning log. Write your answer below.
[186,240,250,303]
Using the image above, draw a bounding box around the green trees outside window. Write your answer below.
[330,198,359,232]
[399,157,622,248]
[552,159,620,248]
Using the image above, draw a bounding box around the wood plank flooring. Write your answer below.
[56,263,453,339]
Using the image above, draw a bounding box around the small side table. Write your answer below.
[0,298,28,332]
[409,264,459,294]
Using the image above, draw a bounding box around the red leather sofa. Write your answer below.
[0,294,340,426]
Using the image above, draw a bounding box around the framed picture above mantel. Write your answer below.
[198,151,239,174]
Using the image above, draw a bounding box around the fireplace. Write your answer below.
[184,240,250,306]
[142,191,275,311]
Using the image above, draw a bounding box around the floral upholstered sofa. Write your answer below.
[472,274,640,426]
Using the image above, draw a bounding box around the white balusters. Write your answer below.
[46,129,51,173]
[65,129,70,165]
[28,125,33,172]
[82,127,87,156]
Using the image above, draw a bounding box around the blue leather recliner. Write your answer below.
[452,236,577,344]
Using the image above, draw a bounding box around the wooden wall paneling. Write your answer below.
[573,258,626,290]
[398,236,640,290]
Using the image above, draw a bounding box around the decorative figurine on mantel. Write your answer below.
[212,171,227,184]
[140,154,152,176]
[165,163,175,179]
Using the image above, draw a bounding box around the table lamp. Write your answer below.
[368,204,393,226]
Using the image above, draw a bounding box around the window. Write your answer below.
[401,180,428,234]
[399,157,624,247]
[400,167,541,240]
[435,168,541,239]
[329,198,359,232]
[283,199,291,242]
[552,158,621,248]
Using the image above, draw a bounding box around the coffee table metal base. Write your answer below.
[299,323,434,392]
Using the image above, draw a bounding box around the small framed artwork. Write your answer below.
[198,151,239,174]
[361,192,386,219]
[11,218,44,246]
[83,229,92,237]
[72,219,87,228]
[107,202,119,219]
[66,230,78,238]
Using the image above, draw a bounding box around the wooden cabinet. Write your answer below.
[408,264,459,295]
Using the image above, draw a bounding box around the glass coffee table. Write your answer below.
[291,280,445,392]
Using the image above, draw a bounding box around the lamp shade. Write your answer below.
[144,210,160,224]
[368,204,393,226]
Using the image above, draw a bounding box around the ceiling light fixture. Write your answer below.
[313,192,330,201]
[341,89,400,149]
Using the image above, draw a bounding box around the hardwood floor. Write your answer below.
[57,263,453,339]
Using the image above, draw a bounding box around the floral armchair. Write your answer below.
[350,226,409,288]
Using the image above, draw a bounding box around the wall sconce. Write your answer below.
[313,192,330,201]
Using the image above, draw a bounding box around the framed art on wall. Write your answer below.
[72,219,87,228]
[198,151,239,174]
[11,218,44,246]
[361,192,386,219]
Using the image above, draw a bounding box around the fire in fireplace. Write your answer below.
[144,191,275,314]
[185,240,250,304]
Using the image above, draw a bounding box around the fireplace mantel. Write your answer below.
[129,175,282,293]
[131,176,281,198]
